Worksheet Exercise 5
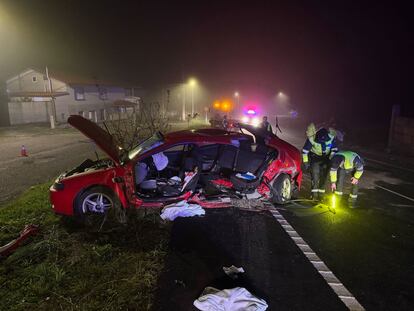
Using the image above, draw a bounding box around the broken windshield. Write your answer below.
[127,132,164,160]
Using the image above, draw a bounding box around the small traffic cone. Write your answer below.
[20,145,28,157]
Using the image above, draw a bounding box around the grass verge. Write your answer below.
[0,183,169,311]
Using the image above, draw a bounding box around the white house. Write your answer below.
[6,68,142,125]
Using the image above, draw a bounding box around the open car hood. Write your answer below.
[68,115,120,164]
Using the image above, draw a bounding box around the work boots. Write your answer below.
[348,198,358,209]
[310,191,319,201]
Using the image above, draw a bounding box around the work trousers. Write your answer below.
[310,154,329,194]
[335,168,359,200]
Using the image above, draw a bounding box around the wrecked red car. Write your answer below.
[50,115,302,222]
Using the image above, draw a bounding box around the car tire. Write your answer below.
[75,186,126,229]
[271,174,292,204]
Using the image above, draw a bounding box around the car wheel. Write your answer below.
[271,174,292,204]
[75,186,125,229]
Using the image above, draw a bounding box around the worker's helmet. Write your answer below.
[315,128,330,142]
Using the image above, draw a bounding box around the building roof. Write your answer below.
[7,68,141,88]
[7,91,69,98]
[50,71,139,87]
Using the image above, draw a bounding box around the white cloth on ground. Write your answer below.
[160,200,205,221]
[152,152,168,171]
[193,287,268,311]
[222,265,245,279]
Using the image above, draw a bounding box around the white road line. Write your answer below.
[376,185,414,203]
[269,207,365,311]
[366,157,414,174]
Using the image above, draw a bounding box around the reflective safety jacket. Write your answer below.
[302,131,337,163]
[330,151,364,183]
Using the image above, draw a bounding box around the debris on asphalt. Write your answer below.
[174,279,186,287]
[0,224,39,258]
[230,198,269,211]
[160,200,205,221]
[193,286,268,311]
[245,190,262,199]
[222,265,245,279]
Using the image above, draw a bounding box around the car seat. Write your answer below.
[160,157,201,197]
[230,145,276,192]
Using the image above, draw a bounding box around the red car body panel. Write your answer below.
[50,116,302,216]
[250,135,302,197]
[50,166,128,215]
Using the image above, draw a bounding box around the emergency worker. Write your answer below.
[261,116,273,133]
[329,151,364,208]
[222,115,228,130]
[302,123,338,200]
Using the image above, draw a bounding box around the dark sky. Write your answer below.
[1,0,413,121]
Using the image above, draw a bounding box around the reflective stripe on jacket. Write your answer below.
[330,151,364,182]
[302,134,337,163]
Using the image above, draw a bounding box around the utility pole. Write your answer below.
[191,86,194,117]
[166,89,170,112]
[46,66,56,129]
[182,83,186,121]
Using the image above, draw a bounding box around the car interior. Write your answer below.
[134,138,278,199]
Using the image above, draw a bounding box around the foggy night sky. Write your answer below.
[1,0,413,122]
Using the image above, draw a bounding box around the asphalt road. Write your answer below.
[0,126,99,203]
[1,122,414,310]
[153,123,414,310]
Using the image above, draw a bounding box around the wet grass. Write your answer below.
[0,183,169,311]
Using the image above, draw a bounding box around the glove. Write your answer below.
[331,183,336,192]
[351,177,359,185]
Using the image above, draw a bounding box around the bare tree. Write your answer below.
[104,101,170,150]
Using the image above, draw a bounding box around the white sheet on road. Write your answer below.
[194,287,268,311]
[160,200,205,221]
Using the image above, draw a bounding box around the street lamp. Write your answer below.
[277,91,289,102]
[234,91,240,110]
[188,78,197,116]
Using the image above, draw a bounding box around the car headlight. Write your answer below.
[242,116,249,123]
[252,117,260,127]
[52,181,65,191]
